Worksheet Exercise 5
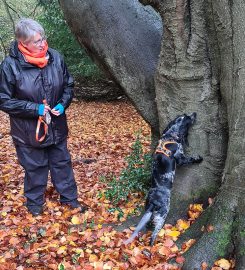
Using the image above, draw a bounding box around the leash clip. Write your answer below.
[35,99,51,142]
[44,111,51,125]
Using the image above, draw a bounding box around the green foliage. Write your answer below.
[102,135,152,205]
[38,0,102,79]
[0,0,42,61]
[0,0,102,79]
[108,207,124,220]
[215,222,233,257]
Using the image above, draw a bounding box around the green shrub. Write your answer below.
[101,136,152,205]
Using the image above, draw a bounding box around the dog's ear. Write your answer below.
[179,131,189,146]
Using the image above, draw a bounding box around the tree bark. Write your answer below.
[154,0,228,221]
[154,0,245,268]
[59,0,163,139]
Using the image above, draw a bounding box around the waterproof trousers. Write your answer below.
[15,139,78,206]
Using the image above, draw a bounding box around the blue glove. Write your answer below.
[38,104,45,116]
[53,103,64,115]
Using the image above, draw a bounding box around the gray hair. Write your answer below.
[15,18,45,43]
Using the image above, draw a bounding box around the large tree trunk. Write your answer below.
[154,0,228,221]
[60,0,245,267]
[154,0,245,268]
[59,0,163,139]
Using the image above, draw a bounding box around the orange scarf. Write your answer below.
[18,41,49,68]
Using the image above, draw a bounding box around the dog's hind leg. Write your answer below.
[124,211,153,245]
[150,212,168,246]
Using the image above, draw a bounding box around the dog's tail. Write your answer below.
[124,206,154,245]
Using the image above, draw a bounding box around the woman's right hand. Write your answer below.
[38,104,51,116]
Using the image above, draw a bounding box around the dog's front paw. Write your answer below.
[193,155,203,163]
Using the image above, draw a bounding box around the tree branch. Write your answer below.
[0,35,7,58]
[2,0,16,33]
[28,0,42,17]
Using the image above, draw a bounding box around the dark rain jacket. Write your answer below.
[0,41,74,148]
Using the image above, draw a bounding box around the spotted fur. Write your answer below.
[124,112,203,246]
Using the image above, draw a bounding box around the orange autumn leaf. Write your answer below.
[188,204,204,220]
[158,246,171,257]
[89,254,99,263]
[165,230,181,238]
[74,248,84,257]
[214,259,231,269]
[158,228,165,237]
[163,238,175,247]
[48,264,58,270]
[181,239,196,252]
[57,246,67,254]
[93,261,104,270]
[71,215,81,225]
[188,210,201,220]
[176,256,185,264]
[207,225,214,232]
[129,256,138,265]
[189,204,203,212]
[176,219,190,231]
[202,262,209,270]
[9,237,20,245]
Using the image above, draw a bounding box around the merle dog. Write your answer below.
[124,112,203,246]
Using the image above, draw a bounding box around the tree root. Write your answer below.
[234,198,245,269]
[176,205,213,248]
[180,190,237,270]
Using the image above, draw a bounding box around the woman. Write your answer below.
[0,18,86,216]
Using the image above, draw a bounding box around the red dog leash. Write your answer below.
[35,99,51,142]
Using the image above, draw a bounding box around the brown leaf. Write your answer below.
[9,237,20,245]
[89,254,99,263]
[214,259,231,269]
[207,225,214,232]
[176,256,185,264]
[202,261,209,270]
[158,246,171,257]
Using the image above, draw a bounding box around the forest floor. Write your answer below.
[0,100,234,270]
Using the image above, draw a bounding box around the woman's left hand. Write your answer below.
[51,103,64,116]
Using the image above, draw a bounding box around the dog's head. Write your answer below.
[162,113,197,145]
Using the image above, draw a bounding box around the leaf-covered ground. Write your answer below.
[0,100,234,270]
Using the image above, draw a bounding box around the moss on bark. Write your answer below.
[181,190,237,270]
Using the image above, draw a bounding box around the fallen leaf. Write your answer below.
[158,228,165,237]
[158,246,171,257]
[207,225,214,232]
[57,246,67,254]
[71,215,81,225]
[176,256,185,264]
[214,258,231,270]
[176,219,190,231]
[89,254,99,262]
[165,230,181,238]
[202,261,209,270]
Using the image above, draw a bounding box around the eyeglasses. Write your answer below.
[32,36,46,46]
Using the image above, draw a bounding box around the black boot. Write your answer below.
[61,200,88,213]
[27,205,43,216]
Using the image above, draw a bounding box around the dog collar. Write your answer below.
[155,140,177,157]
